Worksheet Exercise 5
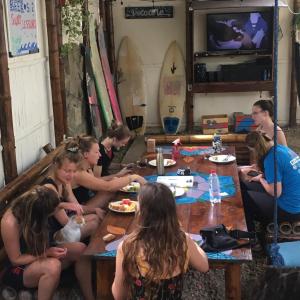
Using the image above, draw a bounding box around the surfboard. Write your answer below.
[117,36,147,135]
[159,41,186,134]
[84,46,103,139]
[97,20,122,124]
[89,17,113,128]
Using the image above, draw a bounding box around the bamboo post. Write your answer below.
[0,0,18,183]
[55,0,68,135]
[45,0,65,145]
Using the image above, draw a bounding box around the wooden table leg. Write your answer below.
[96,260,115,300]
[225,264,241,300]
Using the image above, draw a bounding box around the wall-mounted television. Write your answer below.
[207,11,273,53]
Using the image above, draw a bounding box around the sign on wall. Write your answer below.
[6,0,39,57]
[125,6,174,19]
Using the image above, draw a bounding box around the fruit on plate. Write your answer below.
[122,182,140,192]
[109,199,137,212]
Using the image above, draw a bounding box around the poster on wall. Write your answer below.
[6,0,39,57]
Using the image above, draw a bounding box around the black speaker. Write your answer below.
[194,63,207,82]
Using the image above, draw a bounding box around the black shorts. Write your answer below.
[2,265,26,290]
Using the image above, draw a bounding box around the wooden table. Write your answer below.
[85,146,252,300]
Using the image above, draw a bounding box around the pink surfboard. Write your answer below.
[97,21,122,124]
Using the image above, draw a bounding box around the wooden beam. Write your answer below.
[0,144,63,211]
[45,0,65,145]
[55,0,68,134]
[0,0,18,183]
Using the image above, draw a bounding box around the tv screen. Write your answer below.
[207,11,273,52]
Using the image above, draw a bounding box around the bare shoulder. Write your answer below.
[1,209,18,228]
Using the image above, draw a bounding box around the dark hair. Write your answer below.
[245,131,272,171]
[11,186,60,256]
[106,120,131,141]
[122,183,187,296]
[53,139,82,167]
[253,99,274,118]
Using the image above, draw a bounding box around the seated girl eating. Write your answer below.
[71,135,147,209]
[112,182,209,300]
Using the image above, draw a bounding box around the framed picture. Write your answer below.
[6,0,39,57]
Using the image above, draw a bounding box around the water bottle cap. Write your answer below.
[210,169,216,174]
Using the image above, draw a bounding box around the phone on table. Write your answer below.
[247,170,261,177]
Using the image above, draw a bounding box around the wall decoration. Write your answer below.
[6,0,39,57]
[125,6,173,19]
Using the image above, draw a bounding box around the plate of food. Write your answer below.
[169,186,185,197]
[120,182,140,193]
[148,159,176,167]
[209,154,236,164]
[109,199,137,213]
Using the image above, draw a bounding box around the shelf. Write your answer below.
[192,80,274,93]
[194,51,272,58]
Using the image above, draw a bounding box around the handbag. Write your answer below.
[200,224,256,252]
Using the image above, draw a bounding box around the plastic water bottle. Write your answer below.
[156,147,165,176]
[209,170,221,204]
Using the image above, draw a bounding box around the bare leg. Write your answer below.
[60,242,94,300]
[23,258,61,300]
[81,214,99,240]
[86,191,115,209]
[74,256,95,300]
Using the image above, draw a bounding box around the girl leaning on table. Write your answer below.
[241,131,300,232]
[1,186,95,300]
[71,135,147,209]
[94,120,132,177]
[112,182,209,300]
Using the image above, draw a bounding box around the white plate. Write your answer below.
[109,200,137,213]
[209,155,236,164]
[169,186,185,197]
[148,159,176,167]
[120,182,140,193]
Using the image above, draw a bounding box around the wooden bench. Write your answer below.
[0,145,62,269]
[145,133,250,165]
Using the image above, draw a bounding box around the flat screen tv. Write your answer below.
[207,11,273,53]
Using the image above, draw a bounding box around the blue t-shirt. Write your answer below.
[264,145,300,213]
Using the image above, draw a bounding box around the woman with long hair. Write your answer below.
[241,131,300,232]
[43,139,101,242]
[71,135,147,209]
[95,120,132,177]
[112,183,209,300]
[2,186,96,300]
[1,187,63,299]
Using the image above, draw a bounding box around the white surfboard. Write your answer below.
[117,36,147,135]
[159,41,186,134]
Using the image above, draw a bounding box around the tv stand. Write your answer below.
[194,51,272,58]
[185,2,274,131]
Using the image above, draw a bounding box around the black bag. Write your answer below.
[200,224,256,252]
